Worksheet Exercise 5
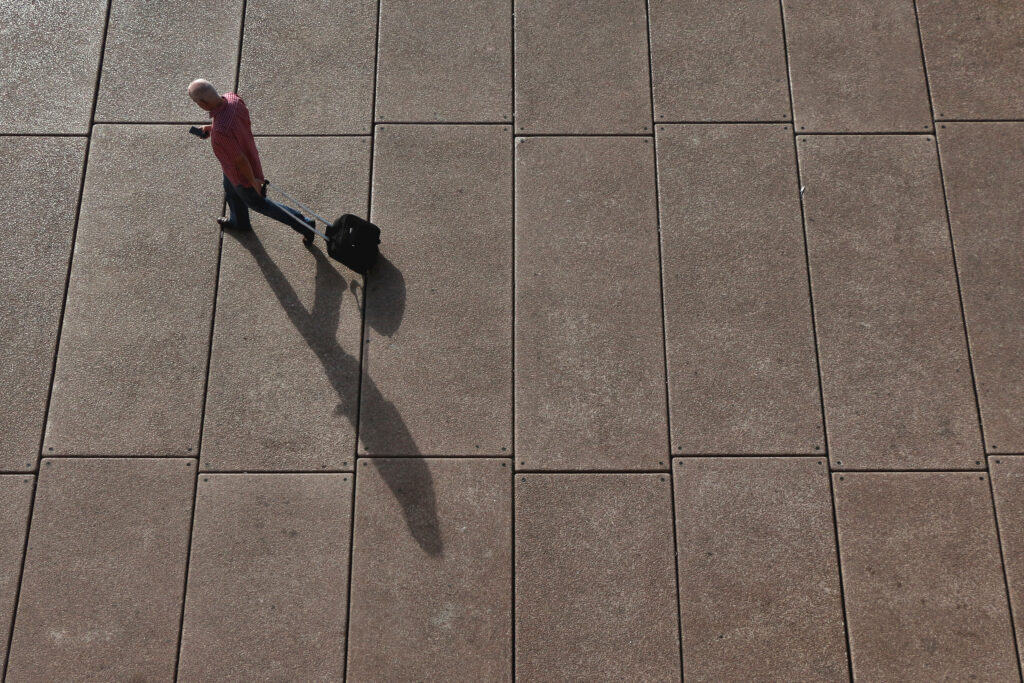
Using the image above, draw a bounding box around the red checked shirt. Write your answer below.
[209,92,264,188]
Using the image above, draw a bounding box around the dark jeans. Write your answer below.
[223,174,310,235]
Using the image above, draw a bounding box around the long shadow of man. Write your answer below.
[229,229,442,556]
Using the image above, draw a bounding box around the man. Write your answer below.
[187,79,316,246]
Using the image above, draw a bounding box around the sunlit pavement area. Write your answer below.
[1,0,1023,679]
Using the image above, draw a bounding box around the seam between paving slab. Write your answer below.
[507,1,516,679]
[985,457,1024,673]
[1,463,999,475]
[909,2,987,455]
[935,118,1024,123]
[797,130,936,136]
[513,132,653,138]
[778,1,854,678]
[171,462,200,680]
[790,125,856,679]
[342,1,384,679]
[654,119,793,124]
[912,3,1022,675]
[930,132,989,454]
[170,0,250,675]
[0,133,90,138]
[0,476,36,681]
[643,0,684,663]
[643,4,674,481]
[28,142,91,468]
[373,120,511,125]
[3,0,115,677]
[34,2,113,470]
[643,0,684,672]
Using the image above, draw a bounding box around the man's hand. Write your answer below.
[256,179,268,197]
[201,125,212,138]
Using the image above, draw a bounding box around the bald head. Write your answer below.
[188,79,222,111]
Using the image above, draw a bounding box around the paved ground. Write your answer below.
[1,0,1022,680]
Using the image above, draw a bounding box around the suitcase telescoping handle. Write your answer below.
[264,180,330,241]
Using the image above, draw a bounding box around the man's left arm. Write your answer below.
[233,154,263,194]
[212,133,264,195]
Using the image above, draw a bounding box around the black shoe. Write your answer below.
[302,216,316,247]
[218,217,251,231]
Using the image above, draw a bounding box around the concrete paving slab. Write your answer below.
[673,458,846,680]
[43,125,222,455]
[990,456,1024,669]
[918,0,1024,120]
[6,458,193,680]
[657,125,822,454]
[238,0,376,134]
[177,473,353,681]
[515,474,680,680]
[937,123,1024,454]
[782,0,932,132]
[375,0,511,123]
[95,0,241,122]
[360,125,511,457]
[347,459,511,680]
[0,138,86,471]
[514,136,666,470]
[0,476,34,674]
[514,0,651,133]
[833,472,1018,680]
[0,0,107,133]
[648,1,790,122]
[798,134,980,469]
[201,136,370,471]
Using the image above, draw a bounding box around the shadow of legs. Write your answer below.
[228,228,442,555]
[370,459,443,557]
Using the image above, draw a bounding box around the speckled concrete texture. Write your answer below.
[783,0,933,132]
[937,123,1024,454]
[990,456,1024,669]
[918,0,1024,120]
[6,459,193,681]
[514,0,651,133]
[360,125,512,457]
[177,474,353,681]
[649,0,790,122]
[833,472,1018,680]
[0,0,108,133]
[3,0,1024,677]
[0,476,34,675]
[347,459,511,680]
[0,138,86,470]
[375,0,511,123]
[238,0,377,134]
[674,458,847,681]
[43,125,222,455]
[515,474,680,680]
[657,124,822,454]
[95,0,241,122]
[798,134,981,469]
[201,136,370,471]
[514,136,666,470]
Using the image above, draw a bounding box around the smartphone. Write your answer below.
[188,126,208,139]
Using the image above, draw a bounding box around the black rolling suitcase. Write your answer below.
[325,214,381,275]
[266,181,381,274]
